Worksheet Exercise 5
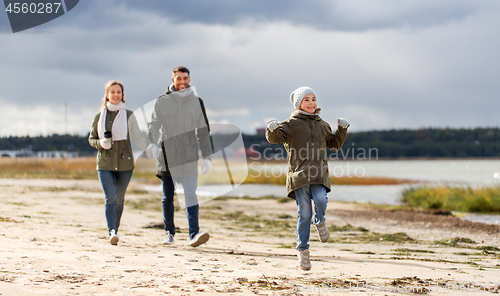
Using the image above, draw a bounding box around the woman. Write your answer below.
[89,80,146,245]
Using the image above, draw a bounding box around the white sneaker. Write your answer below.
[189,231,210,247]
[162,232,174,245]
[298,249,311,270]
[315,222,330,243]
[109,229,119,245]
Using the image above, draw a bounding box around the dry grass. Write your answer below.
[330,176,414,185]
[0,157,159,183]
[0,157,96,179]
[242,170,286,185]
[243,171,413,186]
[0,157,413,186]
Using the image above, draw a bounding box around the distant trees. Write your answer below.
[244,128,500,159]
[0,134,95,154]
[345,128,500,158]
[1,127,500,158]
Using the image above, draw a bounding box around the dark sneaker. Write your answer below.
[189,231,210,247]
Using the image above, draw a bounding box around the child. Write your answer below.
[266,86,349,270]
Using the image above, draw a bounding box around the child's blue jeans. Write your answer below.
[294,184,328,251]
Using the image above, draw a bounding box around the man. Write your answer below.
[147,66,212,247]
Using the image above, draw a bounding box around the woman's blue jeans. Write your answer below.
[294,184,328,251]
[98,170,133,235]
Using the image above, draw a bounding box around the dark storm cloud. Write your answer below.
[25,0,498,32]
[1,0,499,135]
[79,0,497,31]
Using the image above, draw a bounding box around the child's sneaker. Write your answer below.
[162,232,174,245]
[109,229,119,245]
[189,231,210,247]
[315,222,330,243]
[298,249,311,270]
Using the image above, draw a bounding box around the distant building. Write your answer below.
[233,147,260,159]
[0,149,34,158]
[36,151,79,158]
[256,128,266,135]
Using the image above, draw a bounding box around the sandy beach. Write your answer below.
[1,178,500,295]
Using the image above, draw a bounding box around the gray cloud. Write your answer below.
[0,0,499,136]
[60,0,499,31]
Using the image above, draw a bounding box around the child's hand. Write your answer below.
[337,118,350,129]
[267,120,280,132]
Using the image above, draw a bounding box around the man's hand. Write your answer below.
[200,158,211,175]
[267,120,280,132]
[146,143,160,158]
[337,118,350,129]
[100,138,112,150]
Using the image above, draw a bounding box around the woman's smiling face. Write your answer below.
[107,84,123,105]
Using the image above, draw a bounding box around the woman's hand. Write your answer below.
[100,138,112,150]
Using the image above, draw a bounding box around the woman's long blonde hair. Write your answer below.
[100,80,126,110]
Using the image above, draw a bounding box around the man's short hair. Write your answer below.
[173,66,190,76]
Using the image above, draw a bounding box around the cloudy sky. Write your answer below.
[0,0,499,136]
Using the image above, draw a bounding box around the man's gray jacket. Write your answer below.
[148,86,212,178]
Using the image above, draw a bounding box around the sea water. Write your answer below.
[144,159,500,224]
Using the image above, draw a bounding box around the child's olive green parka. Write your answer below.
[266,111,347,199]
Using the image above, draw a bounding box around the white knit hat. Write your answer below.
[290,86,315,110]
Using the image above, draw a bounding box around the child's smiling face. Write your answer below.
[299,94,317,113]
